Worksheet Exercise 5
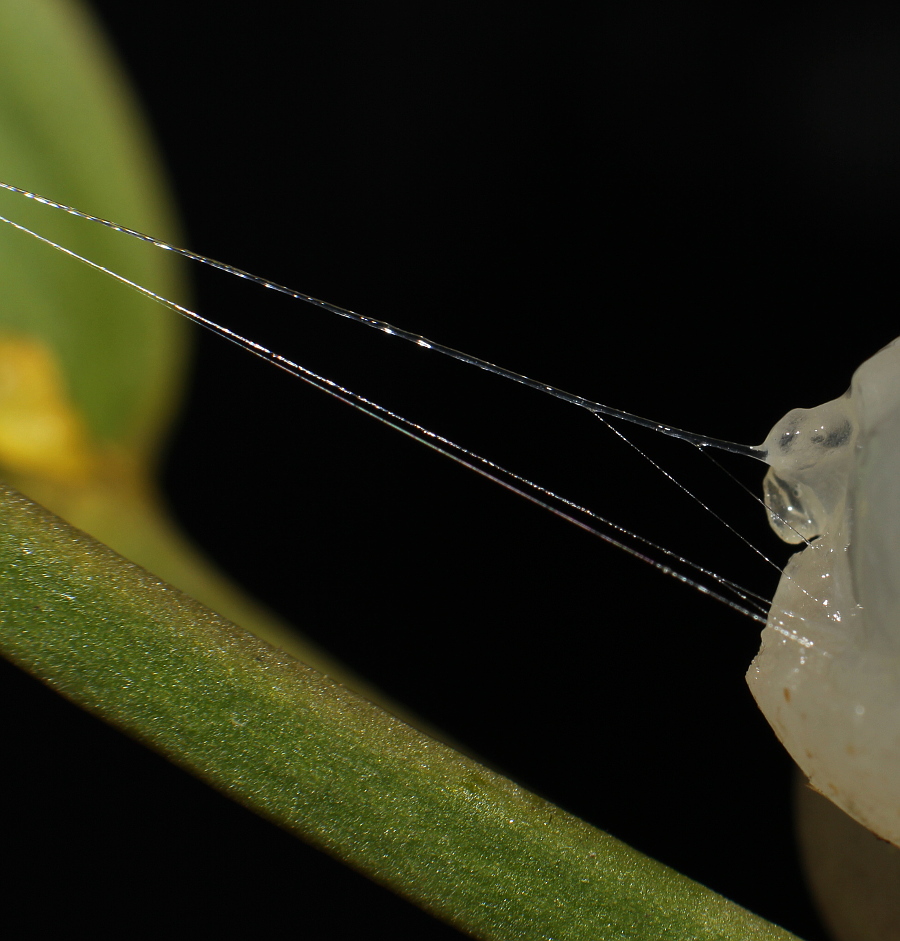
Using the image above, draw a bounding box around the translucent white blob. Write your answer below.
[748,337,900,848]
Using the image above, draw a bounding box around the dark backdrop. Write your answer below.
[9,3,900,937]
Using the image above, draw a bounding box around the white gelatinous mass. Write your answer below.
[748,337,900,847]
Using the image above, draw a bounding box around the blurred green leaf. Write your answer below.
[0,0,392,691]
[0,0,187,454]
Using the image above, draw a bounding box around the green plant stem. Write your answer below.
[0,483,799,940]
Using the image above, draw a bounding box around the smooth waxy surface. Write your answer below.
[749,337,900,848]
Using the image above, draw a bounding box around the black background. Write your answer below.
[8,2,900,937]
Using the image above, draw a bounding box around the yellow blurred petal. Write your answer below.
[0,334,94,482]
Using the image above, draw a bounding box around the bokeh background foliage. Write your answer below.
[0,0,803,937]
[0,0,388,684]
[0,0,186,454]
